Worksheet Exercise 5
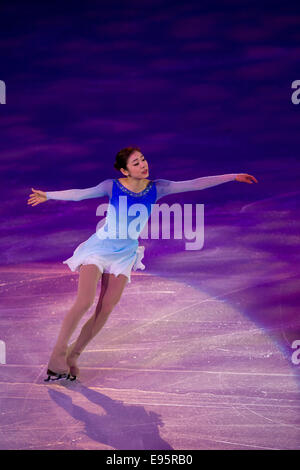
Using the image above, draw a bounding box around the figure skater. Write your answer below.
[27,146,258,381]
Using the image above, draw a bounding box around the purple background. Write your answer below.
[1,0,300,451]
[1,0,300,267]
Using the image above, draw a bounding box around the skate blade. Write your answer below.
[44,369,69,382]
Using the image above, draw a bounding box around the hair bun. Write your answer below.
[114,146,141,172]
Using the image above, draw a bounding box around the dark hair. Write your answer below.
[114,146,141,172]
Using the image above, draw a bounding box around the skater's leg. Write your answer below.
[65,272,110,376]
[48,264,102,373]
[67,273,128,366]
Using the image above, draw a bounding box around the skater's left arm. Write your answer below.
[154,173,258,200]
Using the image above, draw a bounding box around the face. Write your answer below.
[121,150,149,179]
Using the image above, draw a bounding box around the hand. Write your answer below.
[27,188,47,206]
[235,174,258,184]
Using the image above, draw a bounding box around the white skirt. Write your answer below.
[62,232,145,283]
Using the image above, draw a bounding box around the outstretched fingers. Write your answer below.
[248,174,258,183]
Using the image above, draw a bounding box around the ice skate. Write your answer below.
[44,369,69,382]
[44,350,69,382]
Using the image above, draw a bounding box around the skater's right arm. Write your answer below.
[27,179,113,205]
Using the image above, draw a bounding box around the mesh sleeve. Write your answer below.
[154,174,238,200]
[46,178,113,201]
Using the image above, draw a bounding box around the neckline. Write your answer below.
[115,178,153,196]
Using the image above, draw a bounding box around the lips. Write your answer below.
[142,169,148,174]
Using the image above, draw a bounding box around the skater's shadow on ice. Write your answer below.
[48,384,173,450]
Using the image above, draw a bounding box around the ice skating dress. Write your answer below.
[46,174,238,283]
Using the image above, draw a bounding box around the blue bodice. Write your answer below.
[97,179,157,241]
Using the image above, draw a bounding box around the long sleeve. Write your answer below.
[154,174,238,201]
[46,178,113,201]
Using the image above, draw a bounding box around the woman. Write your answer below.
[27,146,258,381]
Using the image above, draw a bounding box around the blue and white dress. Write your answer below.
[46,174,237,283]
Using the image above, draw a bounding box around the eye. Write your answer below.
[133,158,145,166]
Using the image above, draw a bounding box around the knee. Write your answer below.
[75,297,94,313]
[99,299,118,316]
